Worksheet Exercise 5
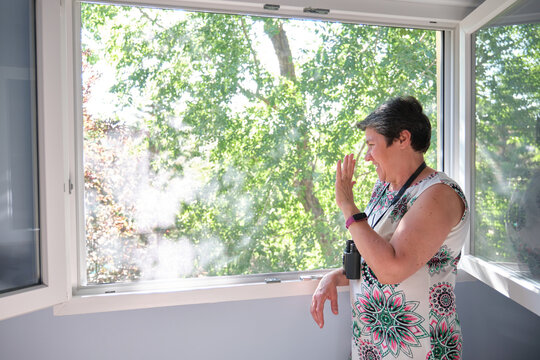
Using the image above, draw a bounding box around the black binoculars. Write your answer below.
[343,240,361,279]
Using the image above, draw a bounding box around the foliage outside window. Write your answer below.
[80,3,439,285]
[474,13,540,283]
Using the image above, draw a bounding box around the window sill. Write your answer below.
[54,270,349,316]
[54,267,480,316]
[459,254,540,316]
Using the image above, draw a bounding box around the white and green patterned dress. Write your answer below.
[350,172,469,360]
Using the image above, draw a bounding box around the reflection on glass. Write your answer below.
[81,3,439,284]
[474,0,540,282]
[0,0,40,293]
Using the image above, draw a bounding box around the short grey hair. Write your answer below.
[356,96,431,153]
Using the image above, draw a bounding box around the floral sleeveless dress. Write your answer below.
[350,172,469,360]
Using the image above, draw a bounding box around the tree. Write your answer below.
[80,4,438,283]
[474,22,539,275]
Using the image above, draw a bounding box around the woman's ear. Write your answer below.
[398,130,412,147]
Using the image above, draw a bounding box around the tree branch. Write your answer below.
[416,58,437,82]
[136,8,164,30]
[238,86,278,111]
[240,18,263,93]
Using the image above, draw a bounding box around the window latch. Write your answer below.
[303,7,330,15]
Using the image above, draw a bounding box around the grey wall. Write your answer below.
[0,279,539,360]
[457,280,540,359]
[0,291,351,360]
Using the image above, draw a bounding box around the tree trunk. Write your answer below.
[264,20,333,259]
[266,22,296,79]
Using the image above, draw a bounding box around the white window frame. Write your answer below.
[54,0,456,316]
[4,0,535,319]
[0,0,69,321]
[452,0,540,317]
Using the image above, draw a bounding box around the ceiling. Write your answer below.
[129,0,538,28]
[163,0,488,28]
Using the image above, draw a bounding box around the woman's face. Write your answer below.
[364,127,397,182]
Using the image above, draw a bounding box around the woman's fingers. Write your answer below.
[331,296,339,315]
[349,154,356,177]
[311,273,341,329]
[341,154,356,180]
[310,293,326,328]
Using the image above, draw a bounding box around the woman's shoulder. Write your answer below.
[413,171,469,222]
[414,171,461,190]
[426,172,466,199]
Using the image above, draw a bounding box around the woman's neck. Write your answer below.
[388,156,427,191]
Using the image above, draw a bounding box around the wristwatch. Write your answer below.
[345,212,367,229]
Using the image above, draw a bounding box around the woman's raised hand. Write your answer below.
[335,154,358,216]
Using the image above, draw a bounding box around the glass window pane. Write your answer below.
[0,0,40,293]
[80,2,439,284]
[474,0,540,283]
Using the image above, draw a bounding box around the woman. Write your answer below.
[311,96,469,359]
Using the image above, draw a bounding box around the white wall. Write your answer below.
[456,280,540,359]
[0,279,539,360]
[0,292,351,360]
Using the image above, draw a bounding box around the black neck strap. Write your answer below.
[367,161,427,229]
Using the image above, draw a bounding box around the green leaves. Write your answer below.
[474,23,540,264]
[81,4,439,282]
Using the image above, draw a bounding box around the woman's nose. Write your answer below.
[364,151,372,161]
